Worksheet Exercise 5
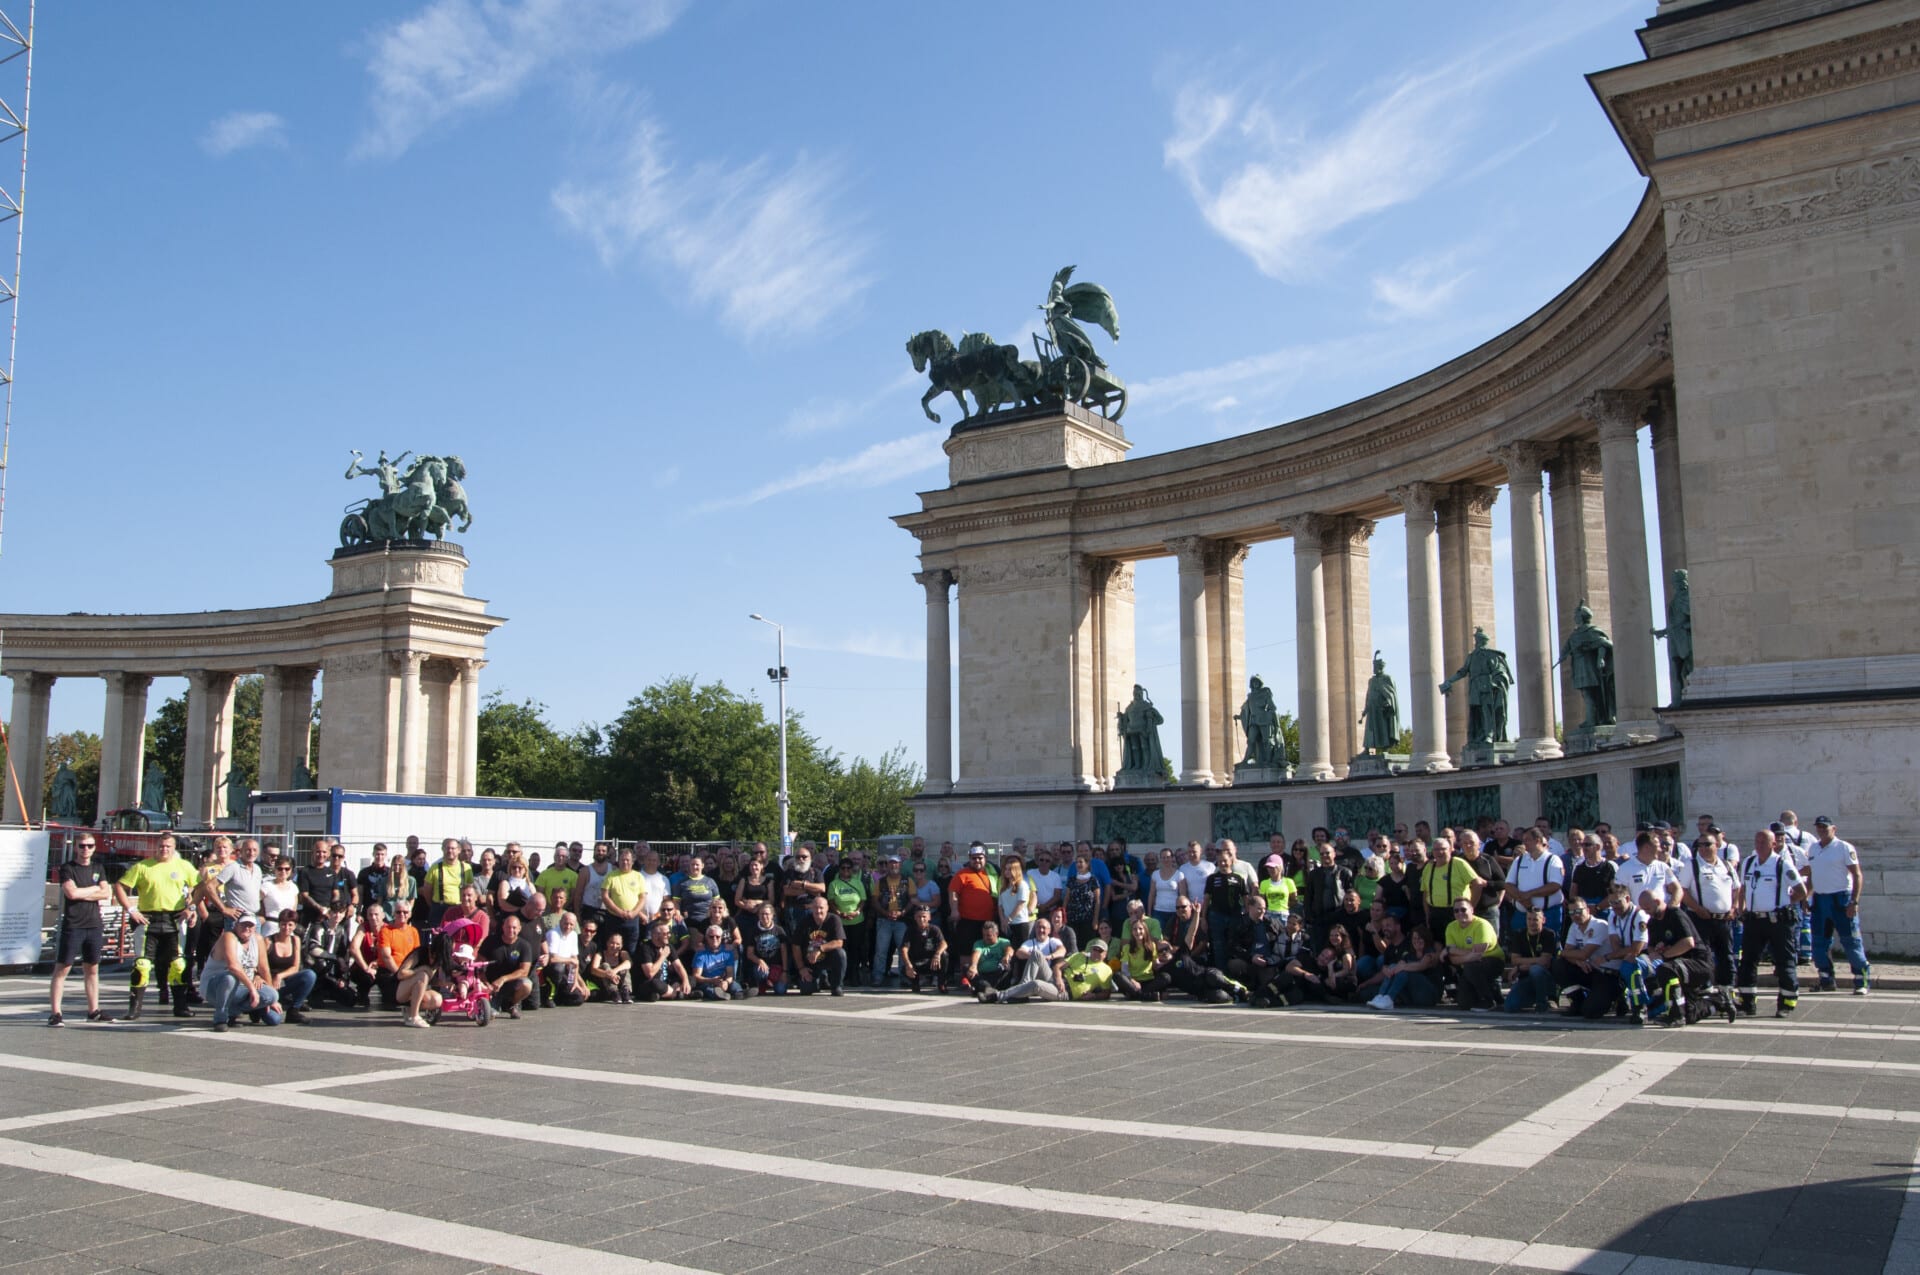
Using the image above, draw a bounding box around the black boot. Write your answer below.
[126,987,145,1020]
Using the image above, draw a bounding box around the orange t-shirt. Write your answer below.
[952,868,997,922]
[378,926,420,969]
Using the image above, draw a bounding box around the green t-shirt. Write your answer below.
[1355,874,1378,909]
[1444,915,1504,961]
[827,876,867,922]
[602,869,646,914]
[121,857,200,912]
[1259,877,1297,915]
[972,937,1011,974]
[1062,952,1114,999]
[534,866,578,901]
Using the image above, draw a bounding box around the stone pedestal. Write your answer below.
[1346,754,1393,778]
[1113,771,1169,791]
[1233,764,1291,786]
[942,402,1130,485]
[1564,727,1614,757]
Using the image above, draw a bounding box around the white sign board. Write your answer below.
[0,829,48,966]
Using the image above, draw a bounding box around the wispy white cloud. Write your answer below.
[1207,395,1240,413]
[787,628,920,662]
[1370,250,1471,319]
[1132,322,1473,415]
[552,91,872,340]
[698,429,944,511]
[1163,7,1631,282]
[783,368,922,436]
[354,0,682,159]
[200,111,287,157]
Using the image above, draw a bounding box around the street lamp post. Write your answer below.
[749,613,790,854]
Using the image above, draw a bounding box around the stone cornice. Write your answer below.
[899,193,1669,549]
[1596,14,1920,171]
[1666,151,1920,261]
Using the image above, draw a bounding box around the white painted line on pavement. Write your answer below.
[1638,1094,1920,1125]
[0,1134,707,1275]
[184,1029,1466,1162]
[272,1062,466,1092]
[1462,1054,1688,1168]
[0,1092,222,1132]
[0,1050,1809,1275]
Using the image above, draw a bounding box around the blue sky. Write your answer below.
[6,0,1666,776]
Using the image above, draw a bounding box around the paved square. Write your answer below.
[0,976,1915,1274]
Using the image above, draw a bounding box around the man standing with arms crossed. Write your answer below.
[48,833,115,1026]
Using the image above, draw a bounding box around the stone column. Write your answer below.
[1206,541,1249,783]
[1437,484,1499,761]
[1495,443,1563,761]
[182,669,237,825]
[1546,439,1610,732]
[279,668,317,785]
[96,672,152,819]
[454,660,482,797]
[916,569,955,795]
[1168,536,1214,785]
[1649,383,1686,584]
[1096,561,1136,784]
[394,652,426,793]
[1583,390,1660,739]
[1320,516,1373,776]
[1390,483,1453,772]
[257,667,287,792]
[3,671,53,825]
[1289,516,1335,781]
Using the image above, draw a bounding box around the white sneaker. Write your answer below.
[1368,994,1393,1011]
[402,1014,429,1029]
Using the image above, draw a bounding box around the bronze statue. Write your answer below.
[224,766,251,819]
[141,762,166,813]
[1556,603,1617,728]
[1116,685,1166,780]
[342,451,474,546]
[290,757,313,789]
[1652,568,1693,700]
[1359,652,1400,754]
[50,761,78,820]
[1235,676,1282,768]
[1440,627,1515,748]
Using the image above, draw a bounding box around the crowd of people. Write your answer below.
[45,810,1873,1032]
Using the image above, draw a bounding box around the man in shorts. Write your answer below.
[49,834,115,1026]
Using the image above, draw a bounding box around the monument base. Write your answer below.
[943,402,1130,484]
[1565,726,1614,756]
[1346,754,1394,778]
[1233,764,1291,786]
[1458,743,1514,769]
[1112,770,1168,791]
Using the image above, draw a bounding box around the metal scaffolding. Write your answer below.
[0,3,31,558]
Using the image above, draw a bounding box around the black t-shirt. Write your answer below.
[59,861,103,928]
[904,923,945,965]
[1649,908,1704,960]
[481,934,538,981]
[797,913,845,956]
[299,865,356,918]
[1570,859,1616,903]
[1377,873,1411,915]
[735,875,776,910]
[1463,853,1505,916]
[743,918,785,964]
[1202,871,1250,914]
[358,866,390,909]
[1509,927,1561,962]
[780,862,823,906]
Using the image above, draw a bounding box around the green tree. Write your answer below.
[1394,727,1415,756]
[44,730,101,821]
[599,676,832,841]
[475,692,600,799]
[807,745,921,841]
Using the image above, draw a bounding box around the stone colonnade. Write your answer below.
[1,543,502,827]
[915,390,1679,793]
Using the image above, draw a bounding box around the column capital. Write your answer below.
[1438,483,1500,523]
[1205,539,1250,575]
[6,668,51,690]
[1546,437,1604,486]
[1283,512,1329,550]
[1387,482,1441,519]
[388,650,426,673]
[1493,440,1553,487]
[1578,388,1652,445]
[102,670,152,693]
[1165,535,1211,571]
[913,567,954,598]
[184,668,236,692]
[1318,514,1375,555]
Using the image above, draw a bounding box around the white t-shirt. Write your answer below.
[1565,916,1610,953]
[1690,859,1737,914]
[1029,868,1064,911]
[1176,862,1211,905]
[545,928,580,962]
[1743,855,1801,912]
[1509,851,1564,898]
[1806,838,1859,895]
[578,864,611,910]
[259,878,299,935]
[639,872,670,919]
[1606,907,1649,952]
[1616,858,1675,909]
[1148,869,1182,913]
[998,879,1036,927]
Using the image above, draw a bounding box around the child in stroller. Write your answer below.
[423,919,494,1027]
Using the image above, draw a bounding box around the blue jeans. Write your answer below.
[1356,955,1384,982]
[871,918,907,982]
[1810,892,1870,981]
[1378,971,1439,1007]
[1504,964,1555,1012]
[201,972,281,1025]
[278,968,317,1011]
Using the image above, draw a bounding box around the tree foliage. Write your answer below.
[475,693,600,800]
[147,676,263,811]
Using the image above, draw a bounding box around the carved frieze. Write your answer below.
[953,555,1068,592]
[1666,153,1920,262]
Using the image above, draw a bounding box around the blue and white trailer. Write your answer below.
[247,789,604,869]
